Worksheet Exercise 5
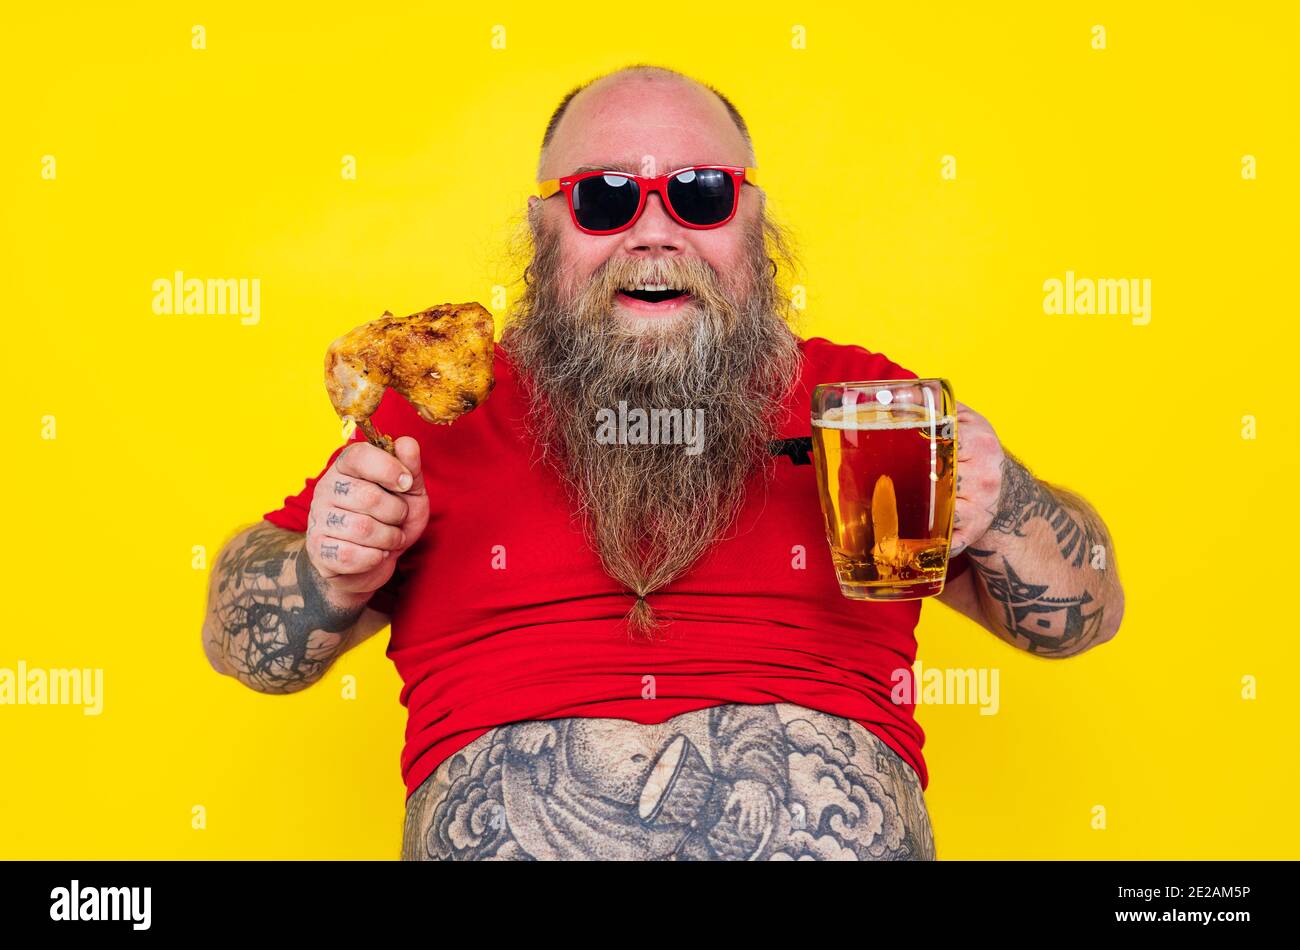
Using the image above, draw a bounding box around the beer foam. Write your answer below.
[813,412,954,431]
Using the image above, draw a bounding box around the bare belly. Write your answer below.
[401,703,935,861]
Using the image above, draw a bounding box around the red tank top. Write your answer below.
[263,336,967,799]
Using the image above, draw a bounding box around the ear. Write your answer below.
[526,196,545,236]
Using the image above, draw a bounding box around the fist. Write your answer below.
[305,436,428,605]
[949,402,1006,558]
[508,722,558,757]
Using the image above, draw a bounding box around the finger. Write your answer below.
[316,506,406,551]
[323,475,408,526]
[392,437,426,496]
[310,533,389,575]
[335,440,416,493]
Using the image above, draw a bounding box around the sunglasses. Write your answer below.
[538,164,758,235]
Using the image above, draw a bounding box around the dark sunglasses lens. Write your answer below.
[572,174,640,231]
[666,168,736,225]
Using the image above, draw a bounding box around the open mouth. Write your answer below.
[617,283,689,304]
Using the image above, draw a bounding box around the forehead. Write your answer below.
[540,75,752,179]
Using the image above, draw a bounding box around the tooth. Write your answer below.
[625,282,684,293]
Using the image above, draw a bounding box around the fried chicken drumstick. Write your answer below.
[325,302,495,454]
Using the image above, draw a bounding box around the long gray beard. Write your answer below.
[501,218,803,636]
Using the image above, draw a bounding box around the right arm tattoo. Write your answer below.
[205,523,364,693]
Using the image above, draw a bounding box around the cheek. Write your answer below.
[557,237,611,295]
[549,213,614,279]
[702,244,743,276]
[699,201,761,285]
[697,222,747,270]
[688,234,748,299]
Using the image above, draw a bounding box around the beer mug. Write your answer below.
[811,379,957,601]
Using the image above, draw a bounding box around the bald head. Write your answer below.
[536,65,755,181]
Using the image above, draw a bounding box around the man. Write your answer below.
[202,65,1124,860]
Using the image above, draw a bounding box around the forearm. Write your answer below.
[202,522,368,693]
[964,453,1124,658]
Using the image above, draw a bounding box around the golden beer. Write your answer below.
[811,380,956,601]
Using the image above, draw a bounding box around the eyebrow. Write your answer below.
[572,159,717,176]
[572,160,655,175]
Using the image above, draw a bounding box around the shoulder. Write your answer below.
[771,337,918,437]
[798,336,917,385]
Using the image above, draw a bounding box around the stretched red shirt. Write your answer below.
[263,337,967,799]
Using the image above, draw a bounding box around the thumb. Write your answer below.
[390,436,429,550]
[948,528,969,558]
[392,436,426,496]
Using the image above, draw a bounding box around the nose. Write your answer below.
[621,191,684,255]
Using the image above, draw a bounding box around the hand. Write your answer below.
[305,436,428,606]
[724,779,775,838]
[508,722,558,756]
[949,402,1006,558]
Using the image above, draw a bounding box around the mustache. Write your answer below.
[571,253,739,318]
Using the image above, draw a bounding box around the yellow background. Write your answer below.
[3,2,1297,859]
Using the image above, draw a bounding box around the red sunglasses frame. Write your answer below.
[537,164,759,235]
